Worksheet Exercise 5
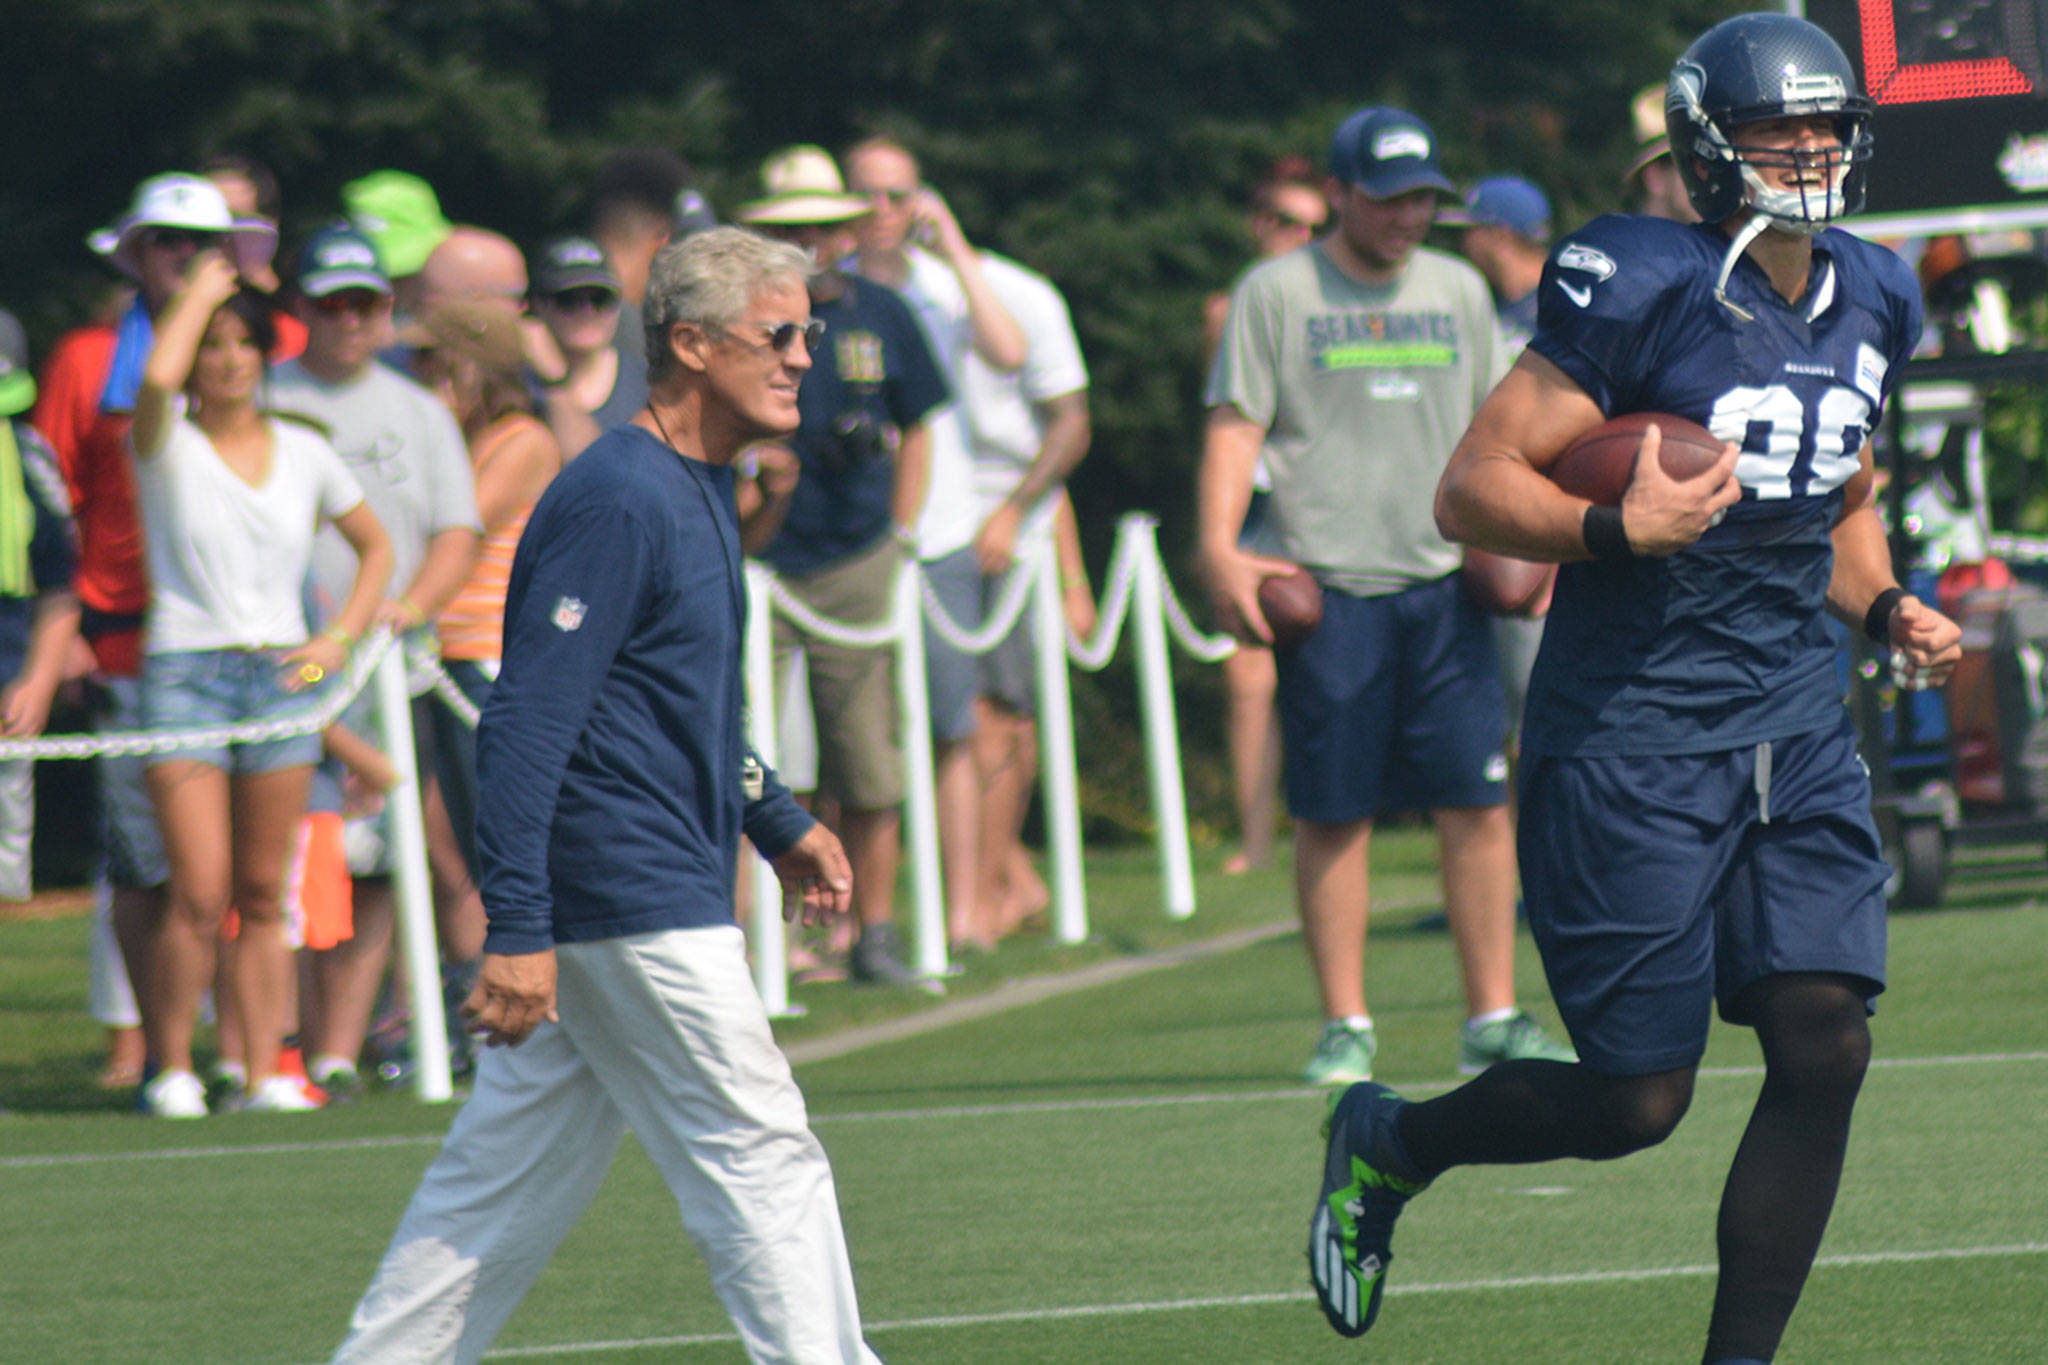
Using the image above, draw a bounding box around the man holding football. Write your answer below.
[1200,106,1576,1091]
[1310,14,1961,1362]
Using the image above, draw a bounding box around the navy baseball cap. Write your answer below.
[1329,108,1455,200]
[531,235,621,296]
[1441,176,1552,241]
[296,224,391,298]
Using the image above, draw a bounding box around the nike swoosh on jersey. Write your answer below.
[1559,280,1593,308]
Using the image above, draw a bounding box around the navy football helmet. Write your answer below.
[1665,12,1875,232]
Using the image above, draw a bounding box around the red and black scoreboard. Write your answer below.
[1806,0,2048,221]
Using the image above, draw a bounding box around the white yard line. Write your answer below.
[5,1049,2043,1170]
[474,1241,2048,1358]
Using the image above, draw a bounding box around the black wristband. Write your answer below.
[1864,586,1906,644]
[1582,504,1634,560]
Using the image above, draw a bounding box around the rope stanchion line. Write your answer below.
[768,513,1236,667]
[0,628,404,762]
[2,515,1234,763]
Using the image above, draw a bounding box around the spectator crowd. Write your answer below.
[10,77,1983,1118]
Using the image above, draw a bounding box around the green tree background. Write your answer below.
[0,0,1754,837]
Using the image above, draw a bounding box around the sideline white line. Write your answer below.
[477,1241,2048,1357]
[6,1049,2044,1170]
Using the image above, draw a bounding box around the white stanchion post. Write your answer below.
[1128,516,1197,919]
[744,564,798,1019]
[372,647,453,1103]
[893,561,950,979]
[1030,535,1088,943]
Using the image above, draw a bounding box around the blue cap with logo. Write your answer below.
[1329,107,1455,200]
[1442,176,1553,242]
[296,224,392,298]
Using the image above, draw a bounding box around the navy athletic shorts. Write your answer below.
[1276,572,1509,824]
[1516,714,1889,1076]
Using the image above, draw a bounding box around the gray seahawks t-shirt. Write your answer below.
[266,358,480,666]
[1206,243,1506,595]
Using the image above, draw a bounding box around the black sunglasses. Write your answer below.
[545,287,619,312]
[311,290,389,317]
[1268,208,1326,232]
[145,227,221,252]
[734,319,827,353]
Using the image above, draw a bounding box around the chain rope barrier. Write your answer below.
[0,627,401,762]
[0,515,1232,763]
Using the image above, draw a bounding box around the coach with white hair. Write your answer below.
[333,227,881,1365]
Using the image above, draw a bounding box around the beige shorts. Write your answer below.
[771,537,904,810]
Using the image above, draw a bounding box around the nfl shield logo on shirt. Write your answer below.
[551,596,587,632]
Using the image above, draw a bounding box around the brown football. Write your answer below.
[1256,565,1324,649]
[1462,549,1555,617]
[1551,412,1728,506]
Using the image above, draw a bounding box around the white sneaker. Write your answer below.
[142,1068,208,1119]
[239,1075,324,1113]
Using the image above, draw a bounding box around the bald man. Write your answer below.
[420,226,529,315]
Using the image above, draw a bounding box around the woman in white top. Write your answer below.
[130,251,392,1117]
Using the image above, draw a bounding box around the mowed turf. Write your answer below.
[1,841,2044,1363]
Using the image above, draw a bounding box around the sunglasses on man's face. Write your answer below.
[863,188,916,206]
[145,227,221,253]
[311,291,388,318]
[734,319,827,353]
[545,288,619,313]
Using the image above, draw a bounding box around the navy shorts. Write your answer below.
[1517,715,1889,1076]
[1276,573,1509,823]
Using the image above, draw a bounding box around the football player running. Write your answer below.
[1308,12,1962,1360]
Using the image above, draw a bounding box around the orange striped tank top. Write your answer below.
[438,413,553,662]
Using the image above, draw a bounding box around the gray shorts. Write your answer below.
[979,570,1036,716]
[921,547,981,744]
[0,757,32,900]
[94,677,169,890]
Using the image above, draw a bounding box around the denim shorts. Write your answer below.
[141,648,325,775]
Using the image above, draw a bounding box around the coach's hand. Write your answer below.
[771,823,854,927]
[462,949,559,1047]
[1618,424,1742,556]
[1886,594,1963,690]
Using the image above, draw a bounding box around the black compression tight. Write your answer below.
[1395,974,1871,1364]
[1701,974,1871,1363]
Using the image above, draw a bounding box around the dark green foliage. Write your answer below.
[0,0,1751,828]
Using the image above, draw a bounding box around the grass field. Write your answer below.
[2,832,2044,1363]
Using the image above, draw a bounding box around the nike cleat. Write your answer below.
[1308,1081,1427,1337]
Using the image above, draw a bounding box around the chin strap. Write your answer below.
[1712,215,1774,322]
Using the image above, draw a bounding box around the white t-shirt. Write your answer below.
[132,415,365,653]
[959,254,1088,546]
[869,247,978,561]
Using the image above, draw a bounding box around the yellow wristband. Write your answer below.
[395,596,426,628]
[323,626,356,649]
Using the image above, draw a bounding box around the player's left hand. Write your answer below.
[770,822,854,926]
[1887,594,1962,690]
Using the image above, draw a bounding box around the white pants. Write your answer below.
[333,925,881,1365]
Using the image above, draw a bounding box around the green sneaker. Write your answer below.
[1458,1009,1576,1074]
[1309,1081,1429,1336]
[1303,1020,1376,1086]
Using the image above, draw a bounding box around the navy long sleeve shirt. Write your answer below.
[475,423,814,955]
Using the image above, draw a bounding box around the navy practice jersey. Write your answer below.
[1521,215,1922,757]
